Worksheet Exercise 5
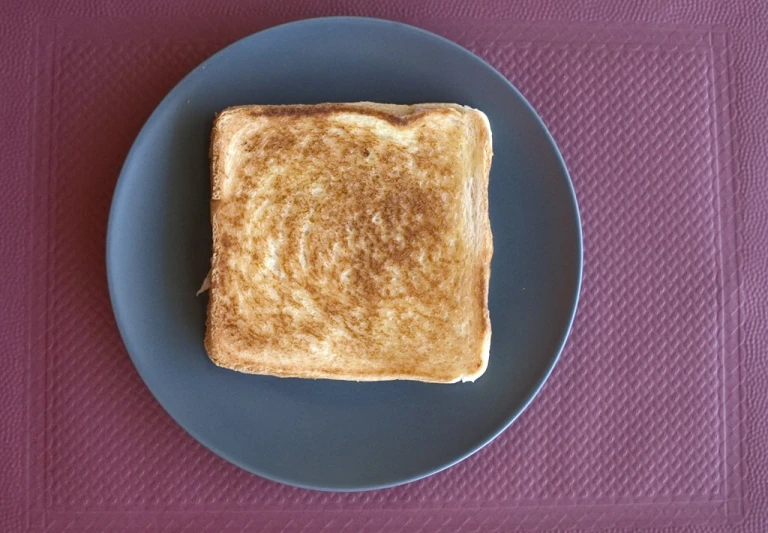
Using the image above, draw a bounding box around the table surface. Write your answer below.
[1,1,767,532]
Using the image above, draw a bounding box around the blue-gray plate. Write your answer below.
[107,17,582,491]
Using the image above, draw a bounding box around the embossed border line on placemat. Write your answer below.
[27,17,744,532]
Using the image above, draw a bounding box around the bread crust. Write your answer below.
[205,103,493,383]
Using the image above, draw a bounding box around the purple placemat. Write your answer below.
[2,1,766,532]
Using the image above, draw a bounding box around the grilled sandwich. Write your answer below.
[205,102,493,383]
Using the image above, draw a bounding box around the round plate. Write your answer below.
[107,17,582,491]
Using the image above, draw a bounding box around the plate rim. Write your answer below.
[106,15,583,491]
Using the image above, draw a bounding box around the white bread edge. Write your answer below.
[459,107,493,383]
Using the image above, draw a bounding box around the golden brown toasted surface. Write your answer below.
[206,102,493,383]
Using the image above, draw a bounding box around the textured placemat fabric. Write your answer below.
[1,2,766,532]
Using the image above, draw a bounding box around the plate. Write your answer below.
[107,17,582,491]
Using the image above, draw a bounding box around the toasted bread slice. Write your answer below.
[205,103,492,383]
